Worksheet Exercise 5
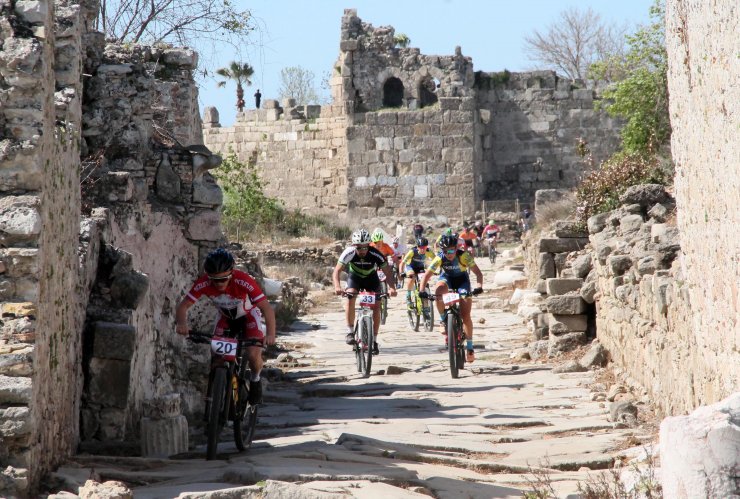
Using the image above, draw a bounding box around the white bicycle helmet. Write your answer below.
[351,229,371,245]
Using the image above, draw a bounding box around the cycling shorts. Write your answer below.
[437,273,471,294]
[346,272,381,294]
[463,239,474,248]
[404,264,426,275]
[213,308,265,342]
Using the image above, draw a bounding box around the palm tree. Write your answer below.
[394,33,411,48]
[216,62,255,112]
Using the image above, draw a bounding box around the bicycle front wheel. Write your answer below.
[422,289,434,332]
[206,368,227,460]
[354,323,364,373]
[447,312,459,379]
[407,296,420,332]
[233,376,258,451]
[361,316,373,377]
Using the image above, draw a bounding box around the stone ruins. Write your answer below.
[0,0,737,497]
[202,9,621,219]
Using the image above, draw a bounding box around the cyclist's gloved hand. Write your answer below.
[418,291,429,299]
[473,287,483,295]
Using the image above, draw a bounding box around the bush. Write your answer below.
[212,152,350,243]
[576,151,667,222]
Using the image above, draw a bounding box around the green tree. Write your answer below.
[394,33,411,48]
[590,1,670,154]
[216,62,255,112]
[211,152,281,242]
[278,66,320,105]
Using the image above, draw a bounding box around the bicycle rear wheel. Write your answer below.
[206,368,227,460]
[360,316,373,377]
[354,323,364,373]
[447,313,459,379]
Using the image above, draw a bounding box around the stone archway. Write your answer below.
[382,77,404,108]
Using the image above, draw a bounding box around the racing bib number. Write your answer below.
[442,292,460,306]
[211,338,238,361]
[358,292,376,308]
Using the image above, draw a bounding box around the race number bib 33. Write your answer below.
[443,293,460,306]
[358,292,376,308]
[211,338,238,361]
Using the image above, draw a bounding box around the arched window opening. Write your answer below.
[419,76,440,108]
[382,77,404,108]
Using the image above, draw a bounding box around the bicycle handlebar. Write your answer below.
[342,291,389,299]
[186,331,265,348]
[419,288,482,299]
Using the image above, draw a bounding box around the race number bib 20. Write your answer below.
[211,338,238,361]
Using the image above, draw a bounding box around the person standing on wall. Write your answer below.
[254,89,262,109]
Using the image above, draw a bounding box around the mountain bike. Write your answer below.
[343,291,387,378]
[484,237,498,264]
[422,288,482,379]
[406,272,434,332]
[378,269,389,325]
[188,329,262,460]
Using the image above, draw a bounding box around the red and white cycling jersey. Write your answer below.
[186,269,266,319]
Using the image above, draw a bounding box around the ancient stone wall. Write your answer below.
[203,10,622,221]
[203,104,348,215]
[664,0,739,403]
[79,42,223,450]
[347,104,477,218]
[476,72,621,202]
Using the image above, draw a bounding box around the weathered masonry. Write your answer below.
[203,9,622,220]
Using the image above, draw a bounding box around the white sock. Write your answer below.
[346,326,354,335]
[250,371,261,382]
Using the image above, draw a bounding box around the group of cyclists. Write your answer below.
[331,220,502,364]
[174,218,505,409]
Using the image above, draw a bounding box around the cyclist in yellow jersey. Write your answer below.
[400,237,436,308]
[420,234,483,363]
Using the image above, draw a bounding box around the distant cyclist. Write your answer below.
[458,225,479,256]
[400,237,436,309]
[412,223,425,240]
[175,248,276,405]
[419,234,483,363]
[333,229,397,354]
[482,219,501,251]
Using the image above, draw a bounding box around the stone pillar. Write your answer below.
[140,393,188,458]
[660,393,740,498]
[202,106,220,128]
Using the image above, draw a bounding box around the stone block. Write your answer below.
[607,255,633,276]
[187,210,222,241]
[547,313,588,333]
[548,331,587,357]
[546,278,583,296]
[0,406,31,437]
[546,295,587,314]
[538,253,555,279]
[0,375,31,404]
[439,97,461,110]
[619,214,644,233]
[0,350,32,376]
[192,175,223,206]
[538,238,589,253]
[263,99,279,109]
[110,271,149,309]
[89,358,131,408]
[141,415,189,458]
[93,322,136,360]
[660,393,740,499]
[553,221,588,238]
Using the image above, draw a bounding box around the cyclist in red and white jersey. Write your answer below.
[175,248,276,404]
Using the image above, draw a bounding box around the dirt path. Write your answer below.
[54,256,652,498]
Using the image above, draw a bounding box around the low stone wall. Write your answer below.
[525,185,724,418]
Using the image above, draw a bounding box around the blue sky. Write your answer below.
[199,0,654,127]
